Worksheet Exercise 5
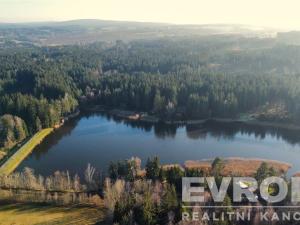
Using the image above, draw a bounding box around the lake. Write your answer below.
[18,113,300,177]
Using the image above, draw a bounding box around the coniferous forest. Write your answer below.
[1,35,300,142]
[1,19,300,225]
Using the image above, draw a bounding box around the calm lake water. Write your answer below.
[18,113,300,176]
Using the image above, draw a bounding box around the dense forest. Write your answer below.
[1,33,300,150]
[0,114,28,150]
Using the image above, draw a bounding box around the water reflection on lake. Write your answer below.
[18,113,300,176]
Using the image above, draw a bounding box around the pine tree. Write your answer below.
[141,191,156,225]
[35,117,42,131]
[162,184,178,212]
[146,156,160,180]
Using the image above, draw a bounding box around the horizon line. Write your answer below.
[0,18,293,31]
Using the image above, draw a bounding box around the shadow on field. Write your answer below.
[0,202,109,225]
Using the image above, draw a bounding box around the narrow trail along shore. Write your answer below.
[0,128,53,175]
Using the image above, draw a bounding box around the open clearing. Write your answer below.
[0,203,108,225]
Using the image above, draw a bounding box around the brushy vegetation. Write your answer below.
[103,157,295,225]
[0,164,102,206]
[0,164,106,224]
[0,156,294,225]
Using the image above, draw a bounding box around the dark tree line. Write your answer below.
[95,72,300,121]
[1,36,300,141]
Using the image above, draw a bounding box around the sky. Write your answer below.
[0,0,300,29]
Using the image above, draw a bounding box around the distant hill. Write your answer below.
[277,31,300,45]
[0,19,286,46]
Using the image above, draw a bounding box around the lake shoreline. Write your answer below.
[0,128,54,175]
[0,110,82,175]
[144,157,292,177]
[16,111,300,177]
[84,106,300,131]
[185,118,300,131]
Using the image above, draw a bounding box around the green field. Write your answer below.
[0,203,108,225]
[0,128,53,175]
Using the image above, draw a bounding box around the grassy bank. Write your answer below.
[0,203,108,225]
[0,128,53,175]
[184,157,291,176]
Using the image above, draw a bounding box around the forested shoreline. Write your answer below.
[1,36,300,153]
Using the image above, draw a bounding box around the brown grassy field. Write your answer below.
[0,203,109,225]
[184,157,291,176]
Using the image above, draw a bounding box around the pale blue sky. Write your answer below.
[1,0,300,29]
